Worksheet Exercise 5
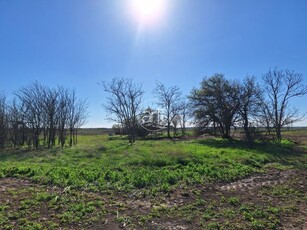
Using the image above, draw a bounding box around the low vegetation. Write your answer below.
[0,135,281,193]
[1,130,307,229]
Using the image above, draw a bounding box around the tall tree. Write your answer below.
[42,86,59,148]
[262,68,307,143]
[238,76,263,145]
[101,78,144,143]
[153,81,181,138]
[0,94,7,149]
[57,86,70,148]
[15,82,45,148]
[2,82,87,150]
[178,99,191,135]
[190,74,241,139]
[67,90,88,146]
[7,99,25,147]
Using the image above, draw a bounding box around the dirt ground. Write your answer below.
[217,169,307,230]
[1,166,307,230]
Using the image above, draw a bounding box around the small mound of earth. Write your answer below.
[218,169,296,191]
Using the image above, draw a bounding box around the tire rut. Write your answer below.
[217,169,295,191]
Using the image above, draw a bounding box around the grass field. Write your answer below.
[0,131,307,229]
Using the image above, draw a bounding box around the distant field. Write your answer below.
[0,131,306,229]
[78,128,113,135]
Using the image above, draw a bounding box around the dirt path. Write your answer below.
[218,169,296,191]
[217,168,307,230]
[1,168,307,229]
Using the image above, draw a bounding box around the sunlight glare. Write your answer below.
[131,0,166,25]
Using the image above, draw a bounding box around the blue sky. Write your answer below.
[1,0,307,127]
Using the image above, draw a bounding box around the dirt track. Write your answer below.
[1,167,307,229]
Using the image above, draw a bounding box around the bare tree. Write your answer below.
[56,86,70,148]
[153,82,181,138]
[262,68,307,143]
[101,78,144,143]
[41,86,59,148]
[15,82,45,148]
[257,101,274,135]
[7,99,25,147]
[1,82,88,150]
[178,99,191,135]
[0,93,7,149]
[67,90,88,146]
[238,76,263,145]
[171,114,180,137]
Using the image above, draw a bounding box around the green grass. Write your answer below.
[0,133,307,229]
[1,135,305,194]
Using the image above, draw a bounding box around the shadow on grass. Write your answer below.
[196,138,307,169]
[0,147,61,162]
[141,136,173,141]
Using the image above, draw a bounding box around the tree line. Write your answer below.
[0,82,88,149]
[101,79,189,143]
[102,68,307,145]
[1,68,305,149]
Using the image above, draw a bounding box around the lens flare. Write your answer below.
[131,0,166,25]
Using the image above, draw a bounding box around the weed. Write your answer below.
[206,222,221,230]
[228,197,240,206]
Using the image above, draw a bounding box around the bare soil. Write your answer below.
[1,166,307,229]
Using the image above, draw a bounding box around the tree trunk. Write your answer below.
[276,125,282,144]
[243,114,253,147]
[224,126,231,139]
[69,128,73,147]
[167,123,171,138]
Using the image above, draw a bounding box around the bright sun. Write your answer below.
[131,0,166,25]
